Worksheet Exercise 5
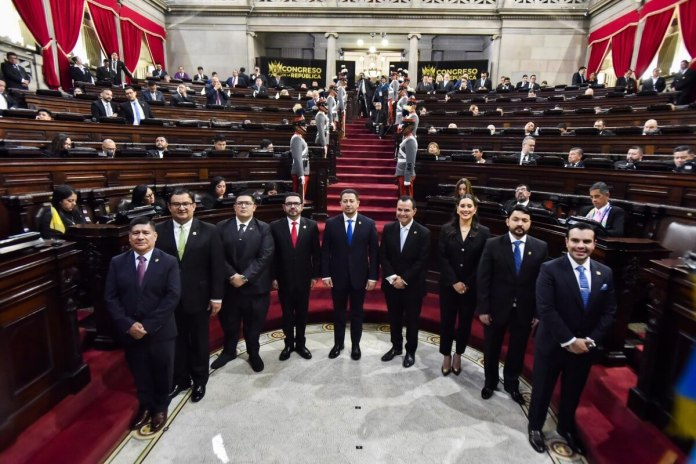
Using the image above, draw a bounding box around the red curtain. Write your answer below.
[635,6,675,77]
[679,0,696,65]
[611,25,637,77]
[145,33,166,69]
[87,0,120,58]
[11,0,60,88]
[119,19,142,76]
[51,0,86,90]
[587,38,611,75]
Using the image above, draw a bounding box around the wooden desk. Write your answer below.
[0,241,90,450]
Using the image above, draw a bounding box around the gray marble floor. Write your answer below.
[106,324,585,464]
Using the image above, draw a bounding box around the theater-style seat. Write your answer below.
[661,221,696,258]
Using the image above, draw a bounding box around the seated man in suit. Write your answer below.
[141,81,165,103]
[98,138,117,158]
[641,67,665,93]
[91,88,118,120]
[69,56,94,86]
[1,52,31,89]
[0,79,17,109]
[496,76,513,91]
[96,58,116,83]
[671,60,696,105]
[475,71,492,91]
[174,66,191,80]
[226,69,242,88]
[192,66,208,83]
[416,75,434,93]
[615,69,637,94]
[205,76,228,106]
[36,109,53,121]
[515,136,539,166]
[119,86,153,125]
[269,74,285,88]
[673,145,695,173]
[642,118,661,136]
[104,217,181,434]
[565,147,585,168]
[152,63,167,79]
[528,74,541,91]
[147,136,169,158]
[571,66,587,86]
[171,84,196,106]
[593,119,615,136]
[583,181,625,236]
[504,184,543,213]
[250,77,268,98]
[614,146,643,170]
[516,74,530,90]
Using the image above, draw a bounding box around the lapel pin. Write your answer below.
[413,231,417,234]
[155,258,159,262]
[596,271,601,276]
[528,251,532,255]
[249,227,253,231]
[303,225,307,229]
[358,221,362,225]
[192,231,197,236]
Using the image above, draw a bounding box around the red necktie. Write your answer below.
[291,221,298,248]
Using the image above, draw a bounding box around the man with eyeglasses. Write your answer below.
[270,193,321,361]
[214,193,274,372]
[156,188,225,403]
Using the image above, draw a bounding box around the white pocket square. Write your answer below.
[600,283,608,291]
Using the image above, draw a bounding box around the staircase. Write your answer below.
[328,120,398,226]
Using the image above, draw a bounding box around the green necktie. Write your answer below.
[177,225,187,260]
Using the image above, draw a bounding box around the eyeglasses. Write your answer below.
[145,193,154,198]
[171,202,193,208]
[235,201,253,207]
[284,202,302,207]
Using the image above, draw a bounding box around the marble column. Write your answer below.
[325,32,338,87]
[490,34,502,81]
[407,33,421,77]
[247,32,257,71]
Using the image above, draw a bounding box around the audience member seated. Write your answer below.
[503,184,543,213]
[469,104,480,116]
[127,184,166,215]
[258,138,274,153]
[43,133,72,157]
[642,118,661,136]
[454,177,474,198]
[565,147,584,168]
[91,88,118,119]
[496,76,513,91]
[141,81,165,103]
[174,66,190,80]
[571,66,587,86]
[671,60,696,105]
[427,142,440,157]
[614,146,643,170]
[673,145,695,173]
[557,122,574,136]
[0,79,17,109]
[583,181,625,237]
[192,66,208,83]
[36,108,53,121]
[200,176,227,209]
[583,88,594,97]
[587,72,598,86]
[515,136,538,166]
[120,86,153,125]
[472,147,489,164]
[95,58,115,82]
[152,63,167,79]
[205,76,228,106]
[171,84,196,106]
[72,87,84,97]
[38,184,86,239]
[616,69,637,94]
[524,121,538,136]
[641,67,665,93]
[202,134,229,157]
[486,124,496,135]
[98,138,117,158]
[594,119,615,136]
[263,182,279,196]
[69,56,93,85]
[146,136,169,158]
[251,77,268,98]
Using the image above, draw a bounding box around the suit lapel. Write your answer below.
[182,219,199,261]
[562,257,585,311]
[501,235,517,276]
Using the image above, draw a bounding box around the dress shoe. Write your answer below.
[210,351,236,370]
[558,430,586,455]
[452,354,462,376]
[402,352,415,368]
[168,382,191,399]
[351,345,361,361]
[328,345,344,359]
[505,388,526,405]
[191,385,206,403]
[528,429,546,453]
[150,412,167,433]
[249,353,265,373]
[279,346,293,361]
[130,409,151,430]
[295,346,312,359]
[381,347,403,362]
[481,386,496,400]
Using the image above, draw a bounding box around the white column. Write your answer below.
[630,20,645,74]
[407,33,421,77]
[325,32,338,87]
[247,32,257,72]
[490,34,502,81]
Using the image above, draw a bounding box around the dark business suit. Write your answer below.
[171,92,195,106]
[528,256,616,435]
[673,67,696,105]
[270,217,321,350]
[581,204,625,237]
[216,217,274,357]
[476,78,492,91]
[380,220,430,355]
[104,248,181,414]
[119,99,154,125]
[91,99,119,119]
[205,86,228,105]
[477,234,548,391]
[70,66,93,85]
[571,72,586,86]
[438,223,490,355]
[108,59,132,85]
[96,65,116,82]
[641,76,666,93]
[156,219,225,388]
[503,199,543,215]
[0,91,17,109]
[321,213,379,347]
[564,160,585,168]
[1,61,30,89]
[141,90,165,103]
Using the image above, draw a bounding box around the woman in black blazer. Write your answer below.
[39,184,86,239]
[200,176,227,209]
[438,194,490,376]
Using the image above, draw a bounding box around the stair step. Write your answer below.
[337,173,394,183]
[337,157,394,167]
[338,165,395,174]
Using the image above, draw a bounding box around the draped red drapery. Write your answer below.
[587,38,611,76]
[50,0,86,90]
[119,19,142,76]
[11,0,60,88]
[145,33,166,69]
[634,5,675,76]
[87,0,120,58]
[611,25,637,77]
[679,0,696,67]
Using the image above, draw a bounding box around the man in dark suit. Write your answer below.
[1,52,30,89]
[641,67,666,93]
[119,86,153,125]
[527,223,616,455]
[108,52,133,86]
[564,147,585,168]
[96,58,116,83]
[571,66,587,86]
[250,66,267,86]
[90,88,119,120]
[205,77,228,106]
[69,56,93,86]
[614,146,643,170]
[250,78,268,98]
[516,74,530,90]
[156,189,224,403]
[672,59,696,105]
[193,67,208,84]
[321,188,379,360]
[152,64,167,79]
[503,184,543,214]
[475,71,492,91]
[356,73,374,117]
[583,181,625,237]
[141,81,165,103]
[237,67,250,87]
[478,205,548,403]
[0,79,17,109]
[213,193,274,372]
[104,217,181,433]
[615,69,637,94]
[270,193,321,361]
[171,84,196,106]
[379,196,430,368]
[269,74,285,88]
[515,136,539,166]
[146,136,169,158]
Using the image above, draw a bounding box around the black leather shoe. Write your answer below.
[528,430,546,453]
[168,382,191,399]
[351,345,361,360]
[131,409,151,430]
[191,385,206,403]
[328,345,344,359]
[249,353,265,372]
[441,365,451,376]
[558,430,585,455]
[150,412,167,433]
[381,347,403,362]
[506,388,526,405]
[211,351,236,370]
[279,346,293,361]
[481,386,495,400]
[402,352,415,368]
[295,346,312,359]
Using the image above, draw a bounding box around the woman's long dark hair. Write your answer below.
[131,184,151,207]
[49,133,70,156]
[441,194,480,238]
[208,176,226,197]
[51,184,77,209]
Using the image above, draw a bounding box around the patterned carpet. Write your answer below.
[104,324,587,464]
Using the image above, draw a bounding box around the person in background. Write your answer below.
[427,142,440,157]
[128,184,166,215]
[98,139,117,158]
[453,178,474,198]
[0,79,17,109]
[583,181,625,237]
[43,133,72,157]
[565,147,585,168]
[36,109,53,121]
[673,145,695,173]
[264,182,279,196]
[39,184,86,239]
[200,176,227,209]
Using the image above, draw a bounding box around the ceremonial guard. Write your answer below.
[396,117,417,197]
[291,118,310,201]
[314,100,330,158]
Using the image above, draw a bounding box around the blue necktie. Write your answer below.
[577,265,590,309]
[132,101,141,125]
[346,219,353,245]
[513,240,522,274]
